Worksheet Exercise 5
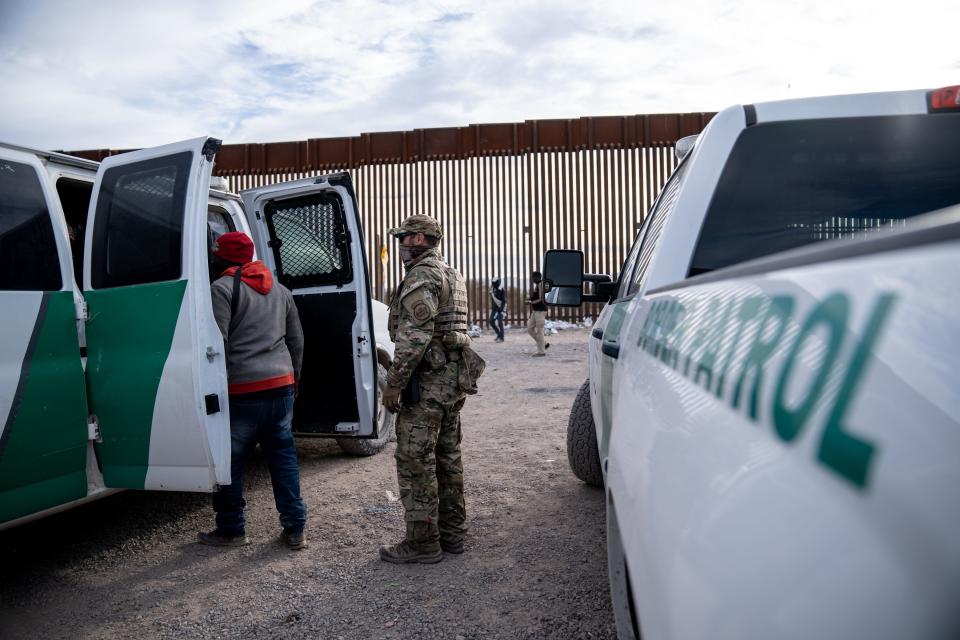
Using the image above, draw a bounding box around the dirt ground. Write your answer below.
[0,326,615,640]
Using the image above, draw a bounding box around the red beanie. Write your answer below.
[213,231,254,265]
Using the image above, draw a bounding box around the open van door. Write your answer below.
[0,145,90,524]
[82,137,231,491]
[241,174,379,440]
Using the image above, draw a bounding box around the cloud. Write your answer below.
[0,0,958,150]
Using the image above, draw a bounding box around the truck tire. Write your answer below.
[338,363,396,456]
[567,379,603,486]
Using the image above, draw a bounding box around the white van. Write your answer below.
[0,137,395,531]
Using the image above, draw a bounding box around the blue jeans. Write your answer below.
[213,389,307,536]
[489,309,505,340]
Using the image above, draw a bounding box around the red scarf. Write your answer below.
[221,260,273,294]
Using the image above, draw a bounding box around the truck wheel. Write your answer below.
[567,379,603,486]
[338,363,396,456]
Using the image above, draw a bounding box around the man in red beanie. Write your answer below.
[198,231,307,549]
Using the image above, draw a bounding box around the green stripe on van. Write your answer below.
[0,292,89,523]
[85,280,187,489]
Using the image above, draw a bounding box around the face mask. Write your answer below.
[400,244,429,266]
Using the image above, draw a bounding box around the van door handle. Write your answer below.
[601,342,620,359]
[205,394,221,415]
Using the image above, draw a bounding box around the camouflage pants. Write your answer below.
[395,361,467,548]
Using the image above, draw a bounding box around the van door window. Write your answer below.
[0,160,62,291]
[265,193,352,289]
[90,152,191,289]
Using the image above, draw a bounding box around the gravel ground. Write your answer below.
[0,326,615,639]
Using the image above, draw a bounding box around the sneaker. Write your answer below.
[197,529,250,547]
[281,530,306,550]
[532,352,546,357]
[440,538,464,554]
[379,540,443,564]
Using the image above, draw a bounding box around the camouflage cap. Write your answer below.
[388,215,443,239]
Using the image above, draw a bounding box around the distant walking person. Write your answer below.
[199,231,308,550]
[526,271,548,356]
[489,277,506,342]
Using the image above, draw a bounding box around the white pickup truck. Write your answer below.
[543,86,960,639]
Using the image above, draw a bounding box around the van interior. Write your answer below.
[55,178,93,280]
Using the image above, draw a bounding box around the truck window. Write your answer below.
[90,152,191,289]
[689,114,960,275]
[614,228,644,300]
[264,192,352,289]
[0,160,62,291]
[627,160,690,296]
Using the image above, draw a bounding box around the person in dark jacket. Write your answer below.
[198,231,308,550]
[489,277,506,342]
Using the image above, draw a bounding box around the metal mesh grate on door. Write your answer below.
[267,196,351,287]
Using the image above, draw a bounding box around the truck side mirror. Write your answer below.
[542,250,585,306]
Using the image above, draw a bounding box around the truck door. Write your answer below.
[82,137,231,491]
[0,146,90,524]
[595,159,691,471]
[241,174,379,439]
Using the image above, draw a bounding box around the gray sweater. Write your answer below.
[211,269,304,395]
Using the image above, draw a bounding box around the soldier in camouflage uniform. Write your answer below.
[380,215,471,564]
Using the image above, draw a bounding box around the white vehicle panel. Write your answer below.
[0,293,43,443]
[371,299,395,358]
[754,89,927,122]
[609,242,960,639]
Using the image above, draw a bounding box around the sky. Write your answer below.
[1,0,957,151]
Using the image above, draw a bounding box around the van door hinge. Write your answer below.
[75,299,88,322]
[206,346,220,361]
[202,137,223,161]
[87,416,101,442]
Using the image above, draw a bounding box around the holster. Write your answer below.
[402,371,422,405]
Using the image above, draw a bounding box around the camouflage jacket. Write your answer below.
[386,248,463,389]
